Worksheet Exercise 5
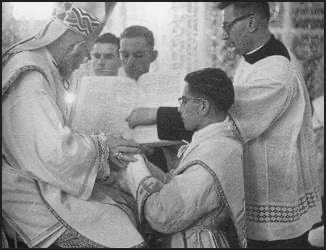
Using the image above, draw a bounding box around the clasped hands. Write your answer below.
[107,135,142,170]
[107,107,157,168]
[106,135,151,195]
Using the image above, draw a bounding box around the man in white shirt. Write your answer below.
[120,25,169,172]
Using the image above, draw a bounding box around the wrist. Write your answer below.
[90,133,111,181]
[147,107,158,125]
[125,155,151,197]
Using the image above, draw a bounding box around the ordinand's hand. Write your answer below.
[125,107,158,129]
[105,155,151,196]
[106,135,142,170]
[124,154,152,197]
[139,144,155,156]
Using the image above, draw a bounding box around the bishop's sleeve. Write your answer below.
[2,71,107,200]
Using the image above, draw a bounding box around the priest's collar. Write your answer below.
[243,35,290,64]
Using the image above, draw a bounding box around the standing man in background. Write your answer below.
[74,32,121,77]
[66,32,121,126]
[120,25,168,172]
[119,25,158,80]
[90,32,121,76]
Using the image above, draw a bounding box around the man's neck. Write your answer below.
[246,30,272,55]
[197,113,227,131]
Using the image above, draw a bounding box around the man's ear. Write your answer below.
[200,99,210,116]
[151,50,158,63]
[248,15,258,32]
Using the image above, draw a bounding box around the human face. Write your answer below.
[221,5,252,55]
[119,37,156,80]
[178,84,204,131]
[91,42,121,76]
[59,41,91,79]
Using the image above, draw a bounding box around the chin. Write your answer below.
[127,73,139,80]
[96,71,111,76]
[183,123,191,131]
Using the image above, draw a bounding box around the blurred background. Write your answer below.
[2,2,324,101]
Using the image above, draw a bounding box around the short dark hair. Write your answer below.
[185,68,234,112]
[120,25,155,48]
[218,2,270,21]
[96,32,120,49]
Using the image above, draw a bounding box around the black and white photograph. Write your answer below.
[2,2,324,248]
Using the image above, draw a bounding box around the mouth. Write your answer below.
[96,68,114,72]
[225,41,236,51]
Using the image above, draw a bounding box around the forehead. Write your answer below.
[120,37,150,52]
[182,82,191,95]
[92,43,118,54]
[222,5,236,22]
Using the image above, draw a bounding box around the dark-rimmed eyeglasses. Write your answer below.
[178,96,205,105]
[91,53,116,60]
[222,14,253,35]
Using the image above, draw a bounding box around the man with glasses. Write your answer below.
[117,68,246,248]
[125,2,322,248]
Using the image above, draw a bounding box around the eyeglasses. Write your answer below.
[91,53,116,60]
[222,14,253,35]
[178,96,205,105]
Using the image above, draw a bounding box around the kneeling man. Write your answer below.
[118,68,247,248]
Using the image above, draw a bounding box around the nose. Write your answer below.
[125,55,135,66]
[98,56,105,64]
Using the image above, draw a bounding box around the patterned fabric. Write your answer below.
[247,187,321,223]
[54,228,106,248]
[89,133,111,181]
[55,227,149,248]
[2,65,49,99]
[54,2,101,38]
[2,2,112,71]
[176,141,189,159]
[54,226,146,248]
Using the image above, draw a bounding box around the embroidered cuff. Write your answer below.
[90,133,110,181]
